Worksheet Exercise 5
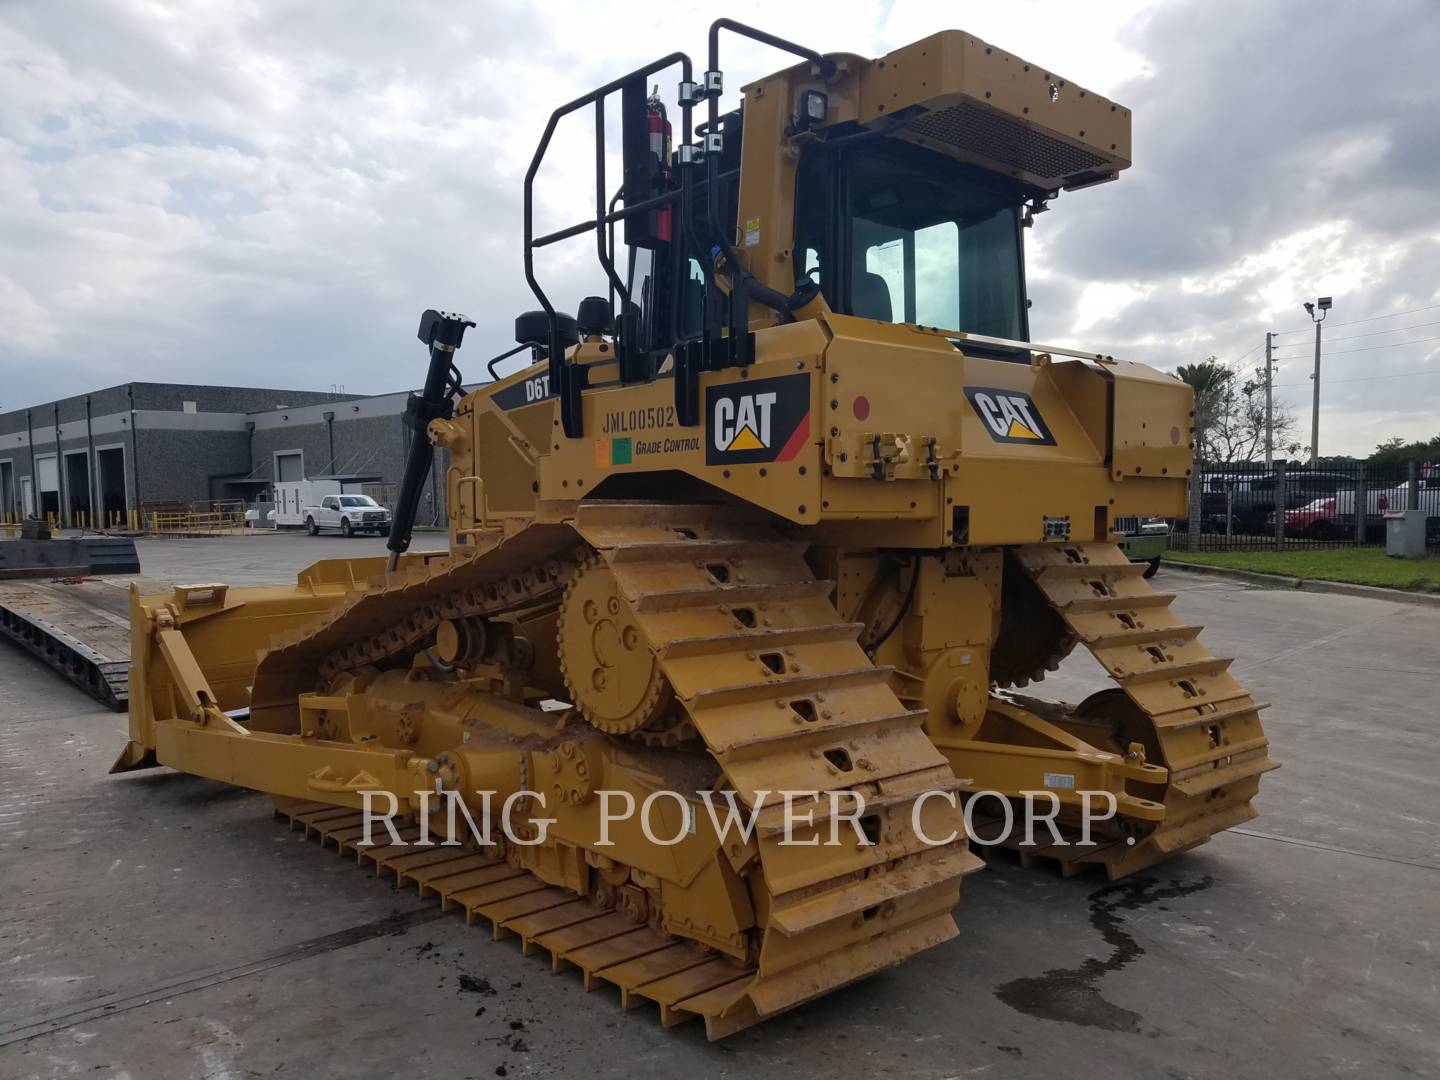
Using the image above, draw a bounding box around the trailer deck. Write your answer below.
[0,575,161,710]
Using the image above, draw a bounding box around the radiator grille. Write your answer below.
[904,101,1111,182]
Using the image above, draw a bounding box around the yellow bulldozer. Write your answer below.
[112,21,1276,1038]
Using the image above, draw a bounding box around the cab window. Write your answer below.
[795,138,1029,340]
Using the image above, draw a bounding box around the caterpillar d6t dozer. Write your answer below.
[113,21,1277,1037]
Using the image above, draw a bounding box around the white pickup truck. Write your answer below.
[303,494,392,537]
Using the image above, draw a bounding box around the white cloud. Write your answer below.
[1073,281,1150,333]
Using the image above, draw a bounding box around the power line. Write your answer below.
[1272,301,1440,336]
[1274,333,1440,359]
[1220,340,1266,366]
[1271,366,1440,388]
[1271,319,1440,346]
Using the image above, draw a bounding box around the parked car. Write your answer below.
[1202,470,1360,535]
[1114,516,1170,577]
[1283,489,1385,540]
[303,494,391,537]
[1283,483,1440,540]
[1283,497,1349,539]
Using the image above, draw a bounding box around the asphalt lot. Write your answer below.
[1,534,1437,1079]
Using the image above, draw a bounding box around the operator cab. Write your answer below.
[793,137,1031,345]
[507,22,1131,437]
[628,132,1034,351]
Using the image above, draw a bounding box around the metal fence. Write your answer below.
[148,499,249,538]
[1178,460,1439,552]
[361,482,398,511]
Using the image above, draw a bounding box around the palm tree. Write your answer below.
[1176,358,1232,463]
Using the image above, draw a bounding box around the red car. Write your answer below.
[1283,491,1390,539]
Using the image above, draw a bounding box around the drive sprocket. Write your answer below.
[989,550,1077,688]
[557,555,674,735]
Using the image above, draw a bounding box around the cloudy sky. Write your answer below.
[3,0,1437,455]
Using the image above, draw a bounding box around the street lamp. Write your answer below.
[1304,296,1331,463]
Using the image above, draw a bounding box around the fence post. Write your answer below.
[1187,469,1202,552]
[1273,460,1287,552]
[1407,459,1420,511]
[1354,464,1366,545]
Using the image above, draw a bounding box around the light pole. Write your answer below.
[1264,331,1274,468]
[1303,296,1332,464]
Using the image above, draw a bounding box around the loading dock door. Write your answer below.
[97,448,127,522]
[65,452,92,522]
[276,452,304,482]
[36,456,60,517]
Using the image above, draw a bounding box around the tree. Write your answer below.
[1177,357,1301,464]
[1176,359,1230,461]
[1371,433,1440,465]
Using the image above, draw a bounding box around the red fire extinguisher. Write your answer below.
[646,94,673,242]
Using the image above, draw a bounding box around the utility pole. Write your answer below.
[1264,331,1274,469]
[1303,296,1332,464]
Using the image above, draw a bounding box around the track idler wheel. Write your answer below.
[558,557,674,735]
[1073,688,1167,806]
